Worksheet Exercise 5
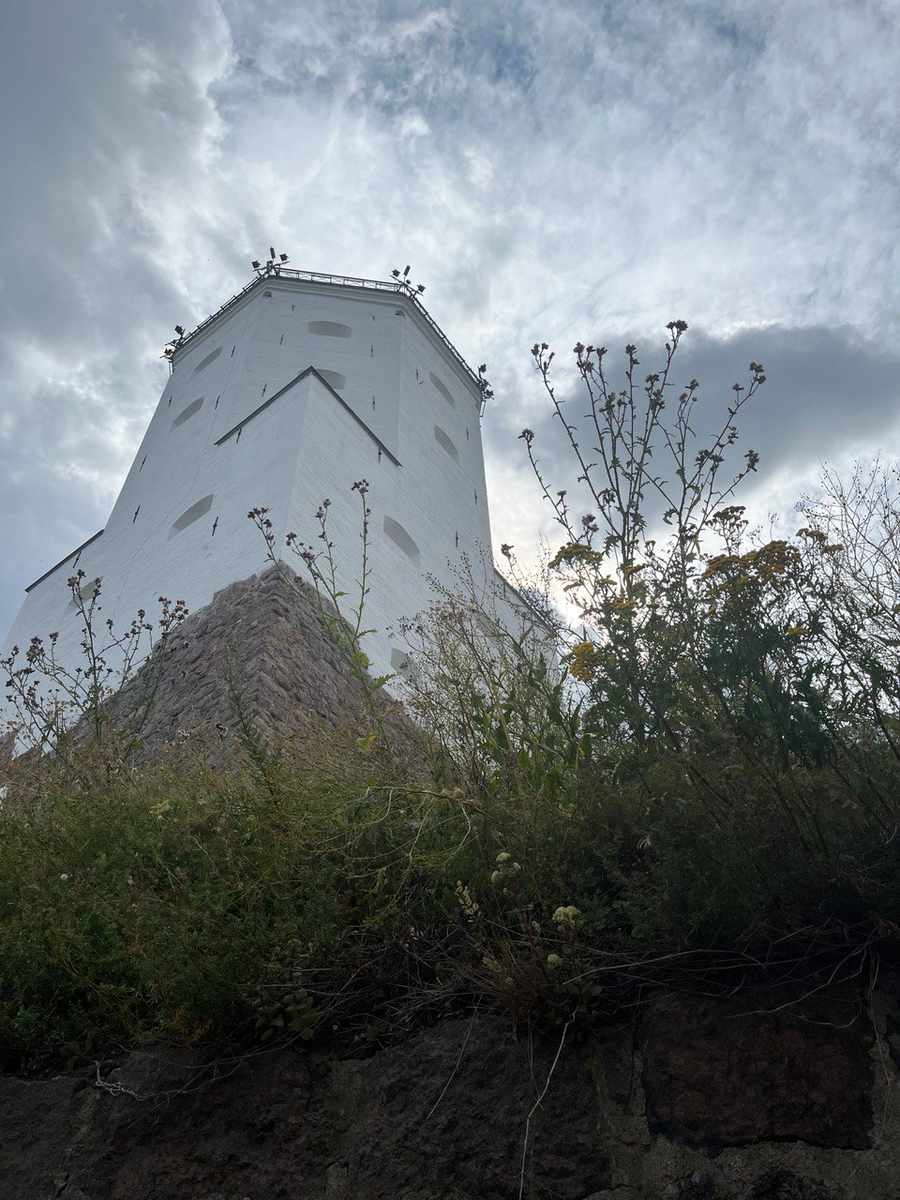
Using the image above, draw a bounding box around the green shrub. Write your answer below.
[2,707,899,1067]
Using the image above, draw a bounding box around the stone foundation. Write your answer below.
[110,564,422,764]
[4,985,900,1199]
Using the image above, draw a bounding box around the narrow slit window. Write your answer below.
[383,516,420,567]
[169,494,214,537]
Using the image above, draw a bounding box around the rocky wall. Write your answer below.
[108,564,421,764]
[4,985,900,1199]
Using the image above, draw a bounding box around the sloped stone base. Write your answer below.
[111,565,422,764]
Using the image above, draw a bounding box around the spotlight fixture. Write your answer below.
[162,321,188,363]
[391,265,426,301]
[253,248,290,276]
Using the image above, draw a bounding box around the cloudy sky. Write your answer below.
[1,0,898,634]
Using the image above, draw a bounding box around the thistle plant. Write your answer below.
[519,321,900,862]
[521,324,766,751]
[524,323,764,590]
[2,572,187,768]
[249,480,392,745]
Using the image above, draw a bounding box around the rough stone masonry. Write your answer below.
[107,564,423,764]
[3,984,900,1199]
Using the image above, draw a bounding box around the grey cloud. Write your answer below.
[483,323,900,557]
[0,0,236,633]
[1,0,898,635]
[675,326,900,482]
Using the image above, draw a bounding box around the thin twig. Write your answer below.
[518,1015,574,1200]
[422,1004,480,1123]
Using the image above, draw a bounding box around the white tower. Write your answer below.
[2,266,499,688]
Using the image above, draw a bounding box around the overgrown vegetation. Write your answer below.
[1,572,187,768]
[2,324,899,1071]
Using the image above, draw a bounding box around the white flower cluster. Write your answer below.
[490,851,522,885]
[552,905,581,929]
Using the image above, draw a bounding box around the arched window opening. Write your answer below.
[434,425,459,462]
[172,396,204,428]
[69,576,102,609]
[309,320,352,338]
[430,373,455,406]
[383,516,420,567]
[475,611,497,637]
[193,346,222,375]
[391,647,420,682]
[169,494,214,538]
[317,369,347,391]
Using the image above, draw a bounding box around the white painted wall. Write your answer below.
[2,275,498,707]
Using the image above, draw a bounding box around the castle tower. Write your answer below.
[2,267,498,690]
